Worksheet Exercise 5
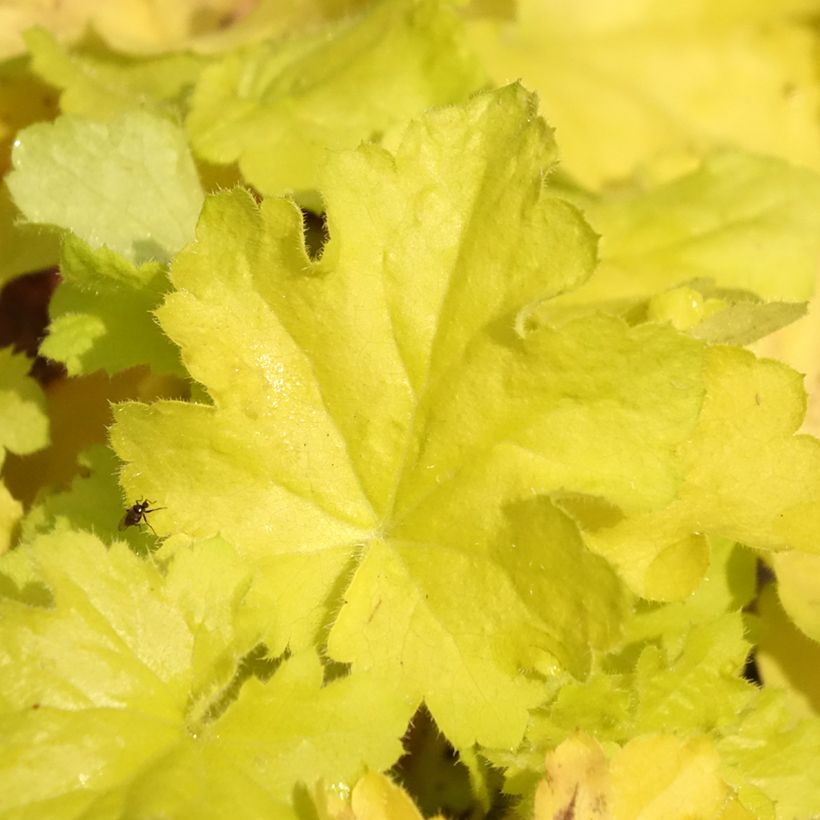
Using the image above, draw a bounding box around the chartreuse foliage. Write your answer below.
[110,84,820,765]
[114,85,631,749]
[489,546,820,817]
[4,4,820,816]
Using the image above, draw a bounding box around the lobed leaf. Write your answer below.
[113,84,820,747]
[114,85,632,748]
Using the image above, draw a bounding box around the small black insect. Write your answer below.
[120,499,164,535]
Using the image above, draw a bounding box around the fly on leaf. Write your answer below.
[120,499,163,535]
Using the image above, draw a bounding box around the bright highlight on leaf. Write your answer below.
[7,110,203,265]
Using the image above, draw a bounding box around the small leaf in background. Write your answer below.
[186,0,485,198]
[467,2,820,187]
[24,27,207,120]
[0,347,49,469]
[7,109,203,264]
[688,298,806,348]
[40,236,184,376]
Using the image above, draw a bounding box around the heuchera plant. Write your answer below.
[2,1,820,818]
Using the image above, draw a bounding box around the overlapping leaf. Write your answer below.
[24,28,206,120]
[500,607,820,817]
[0,532,410,818]
[555,152,820,309]
[6,109,203,374]
[533,733,745,820]
[185,0,485,198]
